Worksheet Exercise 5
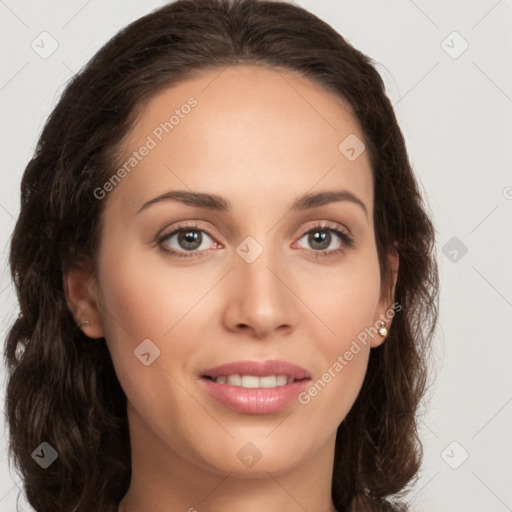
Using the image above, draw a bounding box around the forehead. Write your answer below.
[109,64,374,217]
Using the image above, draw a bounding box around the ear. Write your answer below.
[370,246,399,348]
[63,264,105,339]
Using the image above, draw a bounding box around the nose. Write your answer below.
[222,243,299,339]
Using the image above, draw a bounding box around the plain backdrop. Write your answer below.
[1,1,511,511]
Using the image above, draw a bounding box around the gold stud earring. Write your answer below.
[378,321,388,337]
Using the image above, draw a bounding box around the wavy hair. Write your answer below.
[4,0,438,510]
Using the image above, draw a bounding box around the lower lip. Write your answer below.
[200,377,310,414]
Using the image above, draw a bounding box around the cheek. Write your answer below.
[95,241,226,442]
[96,241,219,354]
[294,254,381,425]
[296,318,373,441]
[301,253,382,342]
[94,245,216,440]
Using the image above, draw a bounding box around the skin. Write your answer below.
[64,64,398,512]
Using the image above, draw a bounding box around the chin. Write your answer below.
[191,440,307,478]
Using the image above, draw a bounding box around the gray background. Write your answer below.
[1,1,511,510]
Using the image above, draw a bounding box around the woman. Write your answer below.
[4,0,438,510]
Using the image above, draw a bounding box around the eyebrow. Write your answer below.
[137,189,368,218]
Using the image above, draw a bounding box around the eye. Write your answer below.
[156,223,220,257]
[154,221,353,259]
[296,224,353,256]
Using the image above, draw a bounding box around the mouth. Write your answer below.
[199,360,312,414]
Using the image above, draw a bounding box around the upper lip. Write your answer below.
[201,360,311,380]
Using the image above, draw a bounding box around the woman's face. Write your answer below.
[74,65,396,478]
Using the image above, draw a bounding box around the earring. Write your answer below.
[378,321,388,337]
[77,320,90,328]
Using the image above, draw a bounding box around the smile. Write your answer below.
[200,360,312,414]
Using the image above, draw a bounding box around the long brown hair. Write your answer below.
[4,1,438,510]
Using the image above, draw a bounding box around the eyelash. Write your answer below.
[154,221,354,259]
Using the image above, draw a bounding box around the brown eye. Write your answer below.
[295,224,354,257]
[176,230,203,250]
[159,228,216,255]
[306,230,332,251]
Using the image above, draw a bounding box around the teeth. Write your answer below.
[241,375,260,388]
[213,374,293,388]
[227,375,241,386]
[277,375,287,386]
[259,375,277,388]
